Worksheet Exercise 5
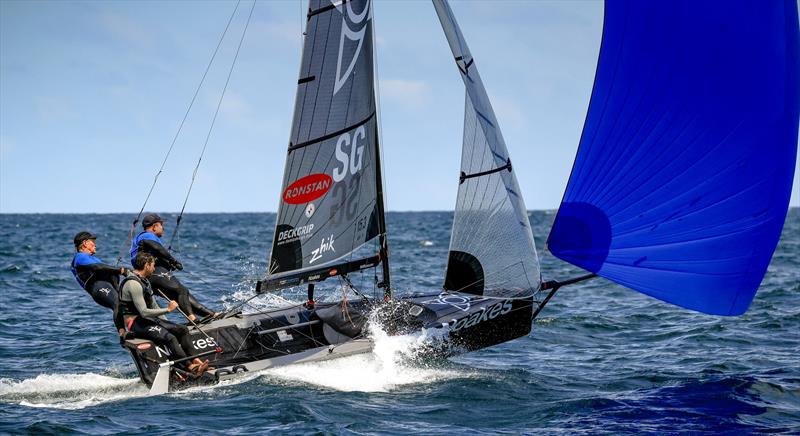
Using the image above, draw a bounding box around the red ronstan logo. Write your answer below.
[283,173,332,204]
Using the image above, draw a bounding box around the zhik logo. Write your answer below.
[309,234,336,264]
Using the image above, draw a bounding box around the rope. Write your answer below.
[238,298,324,346]
[114,0,243,266]
[155,289,215,343]
[169,0,257,250]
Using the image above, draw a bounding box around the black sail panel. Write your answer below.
[267,0,381,286]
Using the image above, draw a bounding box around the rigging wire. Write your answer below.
[168,0,258,250]
[114,0,243,266]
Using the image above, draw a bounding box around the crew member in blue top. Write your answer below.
[130,213,217,322]
[71,231,127,331]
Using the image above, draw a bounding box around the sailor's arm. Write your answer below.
[140,239,182,269]
[73,253,126,275]
[147,293,176,321]
[80,262,127,276]
[126,280,171,318]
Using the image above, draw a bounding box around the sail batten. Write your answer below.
[548,0,800,315]
[289,112,376,151]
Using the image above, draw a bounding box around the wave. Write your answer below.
[262,323,470,393]
[0,373,147,410]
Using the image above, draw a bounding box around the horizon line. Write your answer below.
[1,206,798,215]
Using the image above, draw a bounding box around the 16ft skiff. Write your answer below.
[122,0,799,394]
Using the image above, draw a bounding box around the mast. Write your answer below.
[374,132,391,296]
[370,2,391,297]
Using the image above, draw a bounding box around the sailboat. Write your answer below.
[124,0,541,394]
[122,0,799,395]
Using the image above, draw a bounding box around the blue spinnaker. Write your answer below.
[547,0,800,315]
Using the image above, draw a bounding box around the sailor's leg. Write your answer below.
[88,280,118,310]
[157,319,196,357]
[130,317,188,361]
[149,266,195,318]
[187,293,214,318]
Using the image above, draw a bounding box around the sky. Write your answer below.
[1,0,798,213]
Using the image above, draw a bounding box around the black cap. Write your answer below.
[142,213,163,229]
[73,231,97,248]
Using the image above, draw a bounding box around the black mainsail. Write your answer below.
[261,0,388,292]
[433,0,541,298]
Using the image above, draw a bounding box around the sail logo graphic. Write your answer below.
[333,0,372,95]
[283,173,332,204]
[422,292,477,312]
[277,224,315,244]
[309,234,336,264]
[449,300,512,332]
[333,125,366,182]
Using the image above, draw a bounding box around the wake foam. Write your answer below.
[223,289,299,314]
[263,323,468,392]
[0,373,147,409]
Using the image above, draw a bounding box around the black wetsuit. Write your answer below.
[130,232,214,318]
[71,253,124,330]
[118,273,195,361]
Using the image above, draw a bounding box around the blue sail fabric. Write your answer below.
[547,0,800,315]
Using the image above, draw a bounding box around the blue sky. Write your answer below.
[1,0,798,213]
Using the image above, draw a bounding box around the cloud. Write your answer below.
[98,11,154,49]
[248,18,301,46]
[220,91,252,118]
[35,96,76,123]
[379,79,430,109]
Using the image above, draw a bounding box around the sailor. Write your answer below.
[119,252,209,375]
[130,213,217,322]
[71,231,127,332]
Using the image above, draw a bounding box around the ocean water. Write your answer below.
[0,210,798,434]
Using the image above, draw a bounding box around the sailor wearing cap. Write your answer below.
[70,231,127,331]
[129,213,217,322]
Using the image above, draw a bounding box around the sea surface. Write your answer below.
[0,210,798,434]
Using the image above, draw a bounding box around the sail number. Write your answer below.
[330,173,360,225]
[333,125,366,182]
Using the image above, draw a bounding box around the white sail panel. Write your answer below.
[433,0,541,297]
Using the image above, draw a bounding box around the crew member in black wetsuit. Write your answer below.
[129,213,217,322]
[118,252,209,375]
[70,231,127,332]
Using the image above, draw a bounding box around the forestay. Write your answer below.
[547,0,800,315]
[433,0,541,298]
[264,0,384,291]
